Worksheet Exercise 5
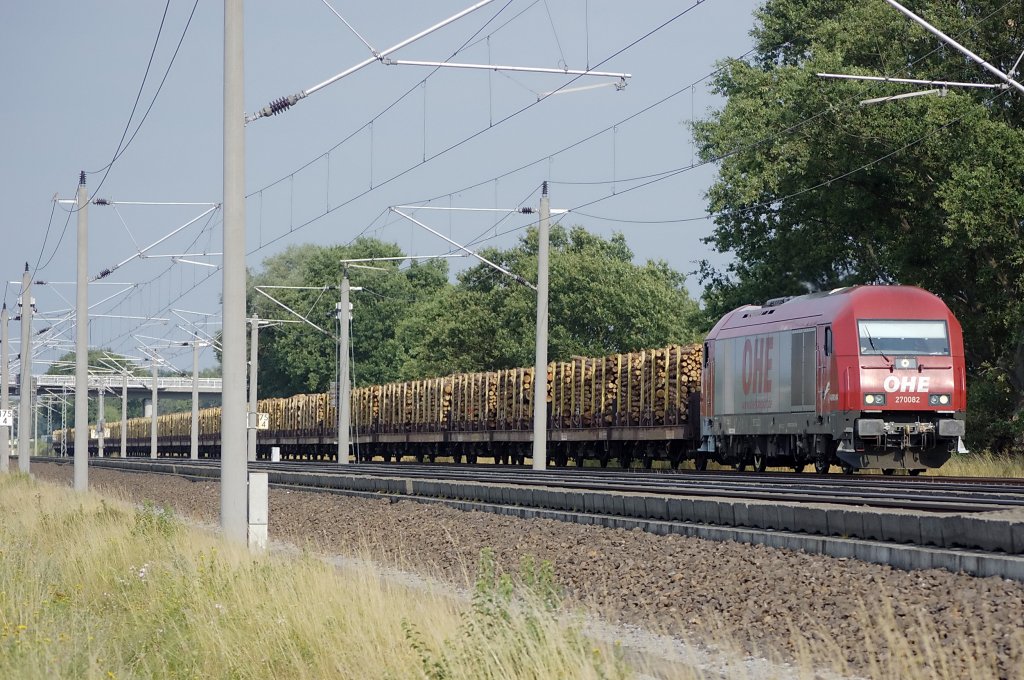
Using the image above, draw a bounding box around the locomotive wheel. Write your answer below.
[575,454,585,468]
[643,456,654,469]
[694,454,708,471]
[908,469,923,476]
[734,461,747,472]
[792,464,806,473]
[752,453,767,473]
[841,463,856,475]
[882,469,895,476]
[814,458,830,475]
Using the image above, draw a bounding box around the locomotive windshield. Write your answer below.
[857,320,950,356]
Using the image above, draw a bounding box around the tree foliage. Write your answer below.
[248,238,449,396]
[248,229,702,394]
[396,226,702,376]
[693,0,1024,450]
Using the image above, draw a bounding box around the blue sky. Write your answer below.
[1,0,761,373]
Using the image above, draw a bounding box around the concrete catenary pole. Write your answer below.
[221,0,249,542]
[1,303,10,472]
[337,273,350,464]
[97,387,105,457]
[247,315,258,462]
[121,370,127,457]
[150,358,158,458]
[74,172,89,490]
[191,340,199,460]
[18,263,32,473]
[532,182,550,470]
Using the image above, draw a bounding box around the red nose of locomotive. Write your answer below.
[857,355,958,411]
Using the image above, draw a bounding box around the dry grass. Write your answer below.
[2,472,1020,679]
[927,451,1024,478]
[0,473,641,680]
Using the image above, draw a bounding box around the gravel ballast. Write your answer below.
[31,463,1024,678]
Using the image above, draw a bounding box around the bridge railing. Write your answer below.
[28,375,223,391]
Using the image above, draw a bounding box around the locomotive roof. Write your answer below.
[707,285,954,337]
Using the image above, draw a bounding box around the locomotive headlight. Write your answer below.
[929,394,951,406]
[864,393,885,406]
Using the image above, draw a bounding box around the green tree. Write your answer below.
[248,238,450,395]
[693,0,1024,450]
[396,226,703,375]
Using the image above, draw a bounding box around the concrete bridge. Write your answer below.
[12,374,223,398]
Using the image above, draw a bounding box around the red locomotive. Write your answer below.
[699,285,966,474]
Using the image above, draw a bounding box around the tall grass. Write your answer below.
[4,472,1021,679]
[928,451,1024,478]
[0,473,636,679]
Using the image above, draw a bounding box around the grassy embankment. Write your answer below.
[0,473,635,680]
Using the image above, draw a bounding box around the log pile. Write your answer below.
[61,343,703,443]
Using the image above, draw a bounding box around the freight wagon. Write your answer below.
[55,285,966,474]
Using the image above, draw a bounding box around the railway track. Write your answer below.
[42,456,1024,581]
[136,458,1024,514]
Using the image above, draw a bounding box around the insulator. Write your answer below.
[519,207,535,214]
[79,171,86,186]
[269,96,293,115]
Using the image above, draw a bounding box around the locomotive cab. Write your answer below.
[840,318,965,473]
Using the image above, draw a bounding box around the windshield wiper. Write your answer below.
[862,327,890,364]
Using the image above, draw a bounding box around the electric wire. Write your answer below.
[248,1,712,258]
[50,1,1018,374]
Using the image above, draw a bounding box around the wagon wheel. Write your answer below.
[814,457,830,475]
[792,464,806,473]
[882,469,895,476]
[575,452,586,467]
[908,469,923,476]
[840,463,856,475]
[694,453,708,471]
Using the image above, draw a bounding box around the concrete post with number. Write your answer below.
[1,303,10,472]
[74,173,88,491]
[121,371,128,458]
[18,263,32,473]
[97,387,105,458]
[337,273,350,464]
[191,341,200,460]
[150,359,158,459]
[532,183,550,470]
[247,316,258,462]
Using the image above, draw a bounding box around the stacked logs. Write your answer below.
[57,343,703,443]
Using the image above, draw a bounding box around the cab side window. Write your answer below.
[824,327,833,356]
